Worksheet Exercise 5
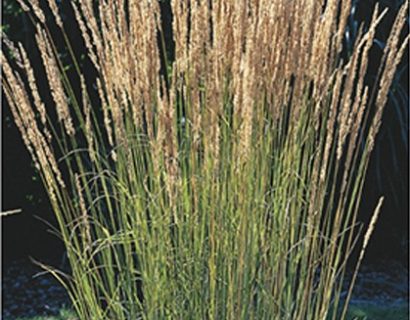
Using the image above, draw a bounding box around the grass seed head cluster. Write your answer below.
[2,0,408,319]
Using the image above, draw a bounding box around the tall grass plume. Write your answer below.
[2,0,408,319]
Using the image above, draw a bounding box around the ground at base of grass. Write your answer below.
[10,308,77,320]
[346,301,408,320]
[3,259,408,320]
[7,302,409,320]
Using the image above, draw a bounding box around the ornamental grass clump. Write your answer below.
[2,0,408,319]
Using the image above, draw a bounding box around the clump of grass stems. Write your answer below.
[2,0,408,319]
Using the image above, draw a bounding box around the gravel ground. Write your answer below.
[2,258,71,319]
[349,261,409,306]
[2,258,408,319]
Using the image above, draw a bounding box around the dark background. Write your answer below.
[2,0,408,266]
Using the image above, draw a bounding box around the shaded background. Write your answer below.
[2,0,408,267]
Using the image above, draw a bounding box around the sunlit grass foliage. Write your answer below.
[2,0,408,319]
